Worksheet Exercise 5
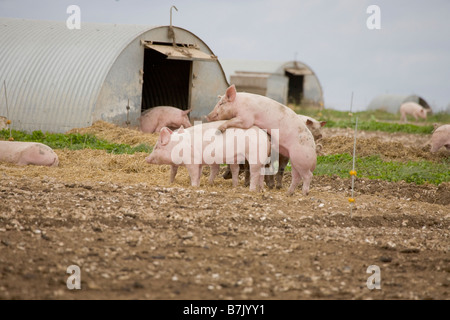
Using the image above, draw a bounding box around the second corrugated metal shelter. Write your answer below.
[0,17,229,133]
[221,59,324,108]
[367,94,432,113]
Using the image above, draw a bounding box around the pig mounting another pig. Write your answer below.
[400,102,430,122]
[430,124,450,153]
[206,85,317,196]
[139,106,192,133]
[145,121,270,192]
[0,141,59,167]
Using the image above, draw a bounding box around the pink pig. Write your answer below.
[139,106,192,133]
[400,102,430,122]
[430,124,450,152]
[0,141,59,166]
[145,121,270,191]
[206,85,316,196]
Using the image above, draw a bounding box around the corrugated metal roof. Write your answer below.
[0,17,155,132]
[367,94,431,113]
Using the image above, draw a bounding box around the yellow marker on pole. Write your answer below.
[350,118,358,218]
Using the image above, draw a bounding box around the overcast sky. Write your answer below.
[1,0,449,112]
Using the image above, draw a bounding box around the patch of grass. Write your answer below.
[324,120,434,134]
[293,106,450,128]
[0,129,152,154]
[285,154,449,185]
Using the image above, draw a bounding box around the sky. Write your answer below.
[1,0,449,112]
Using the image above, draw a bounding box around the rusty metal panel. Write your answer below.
[144,43,217,61]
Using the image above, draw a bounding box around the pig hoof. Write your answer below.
[215,129,222,135]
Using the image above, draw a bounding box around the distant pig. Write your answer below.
[430,124,450,152]
[206,85,316,196]
[400,102,430,122]
[0,141,59,166]
[145,121,270,191]
[139,106,192,133]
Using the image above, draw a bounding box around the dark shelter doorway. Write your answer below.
[285,71,304,105]
[141,48,191,113]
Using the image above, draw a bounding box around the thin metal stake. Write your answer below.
[349,91,354,114]
[3,80,12,139]
[350,117,358,218]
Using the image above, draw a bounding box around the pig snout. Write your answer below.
[206,112,217,122]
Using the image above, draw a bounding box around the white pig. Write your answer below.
[400,102,430,122]
[430,124,450,152]
[145,121,270,191]
[0,141,59,167]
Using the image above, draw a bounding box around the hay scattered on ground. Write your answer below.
[67,121,159,147]
[0,149,223,188]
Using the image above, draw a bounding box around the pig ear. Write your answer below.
[306,119,313,126]
[320,121,327,127]
[159,127,173,146]
[178,125,185,133]
[226,85,236,102]
[183,109,192,115]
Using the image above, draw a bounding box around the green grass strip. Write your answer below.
[324,120,434,134]
[0,129,151,154]
[286,154,449,185]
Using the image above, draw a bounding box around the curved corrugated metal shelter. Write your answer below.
[367,94,432,113]
[0,17,228,133]
[221,59,324,108]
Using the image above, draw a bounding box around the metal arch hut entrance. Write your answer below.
[140,42,217,114]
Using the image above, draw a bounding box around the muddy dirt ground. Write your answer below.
[0,127,449,300]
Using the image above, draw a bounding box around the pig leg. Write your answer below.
[170,165,178,183]
[186,164,202,187]
[264,173,275,189]
[217,117,253,133]
[400,111,407,123]
[208,164,220,185]
[288,147,315,196]
[276,155,290,189]
[249,164,262,192]
[230,164,240,187]
[243,162,250,187]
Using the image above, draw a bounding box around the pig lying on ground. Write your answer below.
[0,141,59,166]
[430,124,450,152]
[0,116,8,130]
[207,85,316,196]
[400,102,430,122]
[145,121,270,191]
[223,115,326,189]
[139,106,192,133]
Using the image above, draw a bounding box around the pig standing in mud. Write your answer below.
[400,102,430,122]
[145,121,270,192]
[0,141,59,167]
[430,124,450,152]
[139,106,192,133]
[206,85,316,196]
